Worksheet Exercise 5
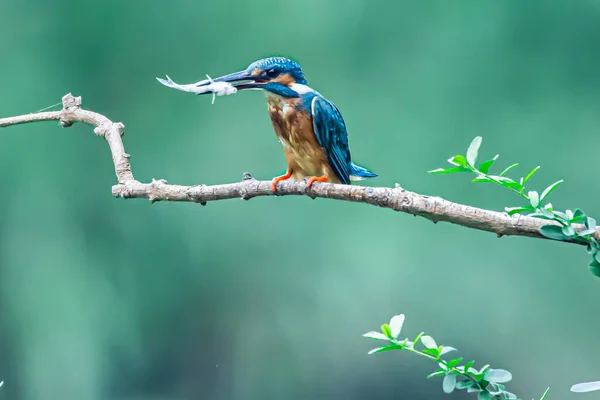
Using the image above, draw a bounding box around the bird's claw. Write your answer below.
[305,175,328,190]
[270,179,279,194]
[270,171,292,194]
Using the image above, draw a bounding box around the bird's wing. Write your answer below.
[311,96,351,184]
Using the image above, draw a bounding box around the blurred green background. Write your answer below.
[1,1,600,399]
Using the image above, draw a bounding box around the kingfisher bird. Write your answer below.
[193,57,377,192]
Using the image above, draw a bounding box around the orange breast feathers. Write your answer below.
[267,98,340,183]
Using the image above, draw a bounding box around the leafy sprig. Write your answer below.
[364,314,550,400]
[429,137,600,277]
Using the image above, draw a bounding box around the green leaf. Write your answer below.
[499,163,518,177]
[579,228,597,237]
[427,370,445,379]
[586,242,596,254]
[539,387,550,400]
[363,331,389,341]
[522,165,540,184]
[528,212,556,221]
[505,206,533,216]
[507,182,524,191]
[504,391,518,400]
[572,208,586,223]
[484,368,512,383]
[443,374,457,394]
[472,176,494,183]
[421,335,437,349]
[367,346,386,354]
[440,346,457,356]
[566,209,574,221]
[413,332,424,345]
[466,136,482,167]
[540,180,563,201]
[388,314,405,339]
[448,155,468,167]
[478,364,490,376]
[497,177,523,191]
[528,191,539,208]
[589,259,600,278]
[428,167,469,174]
[456,380,474,390]
[463,360,475,374]
[561,225,576,238]
[570,381,600,393]
[551,211,569,224]
[423,348,441,358]
[539,206,554,218]
[553,211,566,219]
[488,383,504,395]
[477,391,492,400]
[585,217,597,231]
[539,225,569,241]
[478,155,499,174]
[367,345,405,354]
[381,323,392,339]
[446,358,463,369]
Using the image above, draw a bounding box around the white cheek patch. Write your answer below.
[290,83,315,94]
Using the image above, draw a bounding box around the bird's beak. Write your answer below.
[198,70,267,92]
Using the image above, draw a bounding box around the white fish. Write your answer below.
[156,74,237,104]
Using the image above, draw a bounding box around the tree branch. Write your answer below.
[1,93,596,245]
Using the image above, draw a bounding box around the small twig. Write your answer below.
[1,93,598,245]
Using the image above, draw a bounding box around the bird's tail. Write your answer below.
[349,163,377,181]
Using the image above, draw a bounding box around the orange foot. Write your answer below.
[271,171,292,192]
[305,174,328,190]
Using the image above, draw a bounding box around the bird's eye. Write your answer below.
[265,68,278,78]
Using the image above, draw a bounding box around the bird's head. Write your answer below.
[198,57,309,98]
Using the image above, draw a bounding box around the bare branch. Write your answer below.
[1,94,597,245]
[0,94,133,183]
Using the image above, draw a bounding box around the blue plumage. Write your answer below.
[310,95,353,184]
[261,82,299,98]
[303,92,376,184]
[247,57,307,85]
[184,56,376,188]
[253,57,376,185]
[349,163,377,179]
